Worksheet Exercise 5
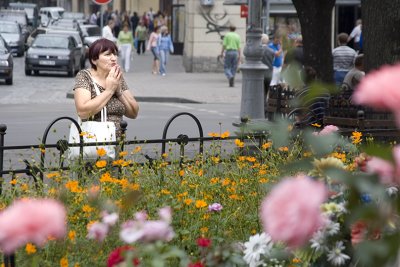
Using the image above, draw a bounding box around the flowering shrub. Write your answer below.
[2,64,400,266]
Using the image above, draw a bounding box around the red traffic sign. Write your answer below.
[240,5,248,18]
[92,0,112,5]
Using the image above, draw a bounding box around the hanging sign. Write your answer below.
[240,5,248,18]
[92,0,112,5]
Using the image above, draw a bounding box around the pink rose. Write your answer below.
[365,157,395,185]
[352,64,400,127]
[0,198,66,254]
[260,176,327,248]
[313,125,339,136]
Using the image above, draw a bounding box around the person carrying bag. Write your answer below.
[70,38,139,161]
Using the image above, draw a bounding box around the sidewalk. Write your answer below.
[113,52,242,104]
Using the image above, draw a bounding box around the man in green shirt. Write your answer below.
[221,25,241,87]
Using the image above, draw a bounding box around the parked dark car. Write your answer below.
[0,34,13,85]
[0,10,31,42]
[45,29,86,68]
[25,33,82,77]
[0,21,25,57]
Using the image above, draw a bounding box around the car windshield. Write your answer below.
[83,26,101,36]
[0,14,27,26]
[0,24,19,34]
[33,36,68,49]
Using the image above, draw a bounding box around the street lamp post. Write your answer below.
[239,0,268,121]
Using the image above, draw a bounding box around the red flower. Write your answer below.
[107,245,140,267]
[196,237,212,248]
[188,262,205,267]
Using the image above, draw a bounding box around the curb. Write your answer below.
[66,92,203,104]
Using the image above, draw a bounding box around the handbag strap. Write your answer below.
[86,70,108,122]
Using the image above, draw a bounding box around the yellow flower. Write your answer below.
[68,230,76,242]
[200,227,209,234]
[25,243,36,255]
[195,200,207,208]
[278,146,289,152]
[210,177,219,184]
[161,189,171,195]
[162,153,168,158]
[203,214,210,220]
[259,169,267,175]
[311,123,322,128]
[208,132,219,137]
[95,160,107,168]
[46,172,61,179]
[96,148,107,157]
[112,159,125,166]
[65,181,83,193]
[251,229,257,235]
[220,131,230,138]
[234,139,244,148]
[262,142,272,149]
[82,204,94,213]
[119,151,128,157]
[133,146,142,153]
[259,178,269,183]
[211,156,220,164]
[351,131,363,144]
[179,169,185,177]
[221,178,231,186]
[246,156,256,162]
[198,169,203,176]
[9,179,17,185]
[229,194,242,200]
[100,172,113,183]
[21,183,29,191]
[60,256,68,267]
[293,258,302,263]
[303,151,312,157]
[238,156,246,161]
[184,199,193,205]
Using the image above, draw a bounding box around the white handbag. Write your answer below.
[68,78,116,161]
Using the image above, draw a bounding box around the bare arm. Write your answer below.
[116,90,139,119]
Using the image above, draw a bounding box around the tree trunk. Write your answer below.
[292,0,336,84]
[362,0,400,72]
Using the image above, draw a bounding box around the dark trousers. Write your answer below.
[137,40,146,54]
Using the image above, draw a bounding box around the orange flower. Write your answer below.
[234,139,244,148]
[95,160,107,168]
[133,146,142,153]
[119,151,128,157]
[179,169,185,177]
[96,148,107,157]
[220,131,230,138]
[262,142,272,149]
[208,132,220,137]
[195,200,207,208]
[278,146,289,152]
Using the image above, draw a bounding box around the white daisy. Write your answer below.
[243,232,273,267]
[325,221,340,236]
[327,241,350,266]
[310,230,326,252]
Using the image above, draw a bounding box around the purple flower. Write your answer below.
[87,222,109,242]
[208,203,223,212]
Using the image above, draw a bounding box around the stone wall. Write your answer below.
[183,0,246,73]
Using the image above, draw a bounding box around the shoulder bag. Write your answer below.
[68,76,116,161]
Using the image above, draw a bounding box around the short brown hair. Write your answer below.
[88,38,118,70]
[337,33,349,44]
[354,54,364,67]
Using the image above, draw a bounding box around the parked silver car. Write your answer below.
[0,21,25,57]
[0,34,13,85]
[25,33,82,77]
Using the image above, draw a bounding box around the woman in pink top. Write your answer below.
[147,26,161,74]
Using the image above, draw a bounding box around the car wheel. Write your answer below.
[68,62,75,77]
[25,68,31,76]
[5,77,12,85]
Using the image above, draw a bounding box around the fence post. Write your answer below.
[0,124,7,195]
